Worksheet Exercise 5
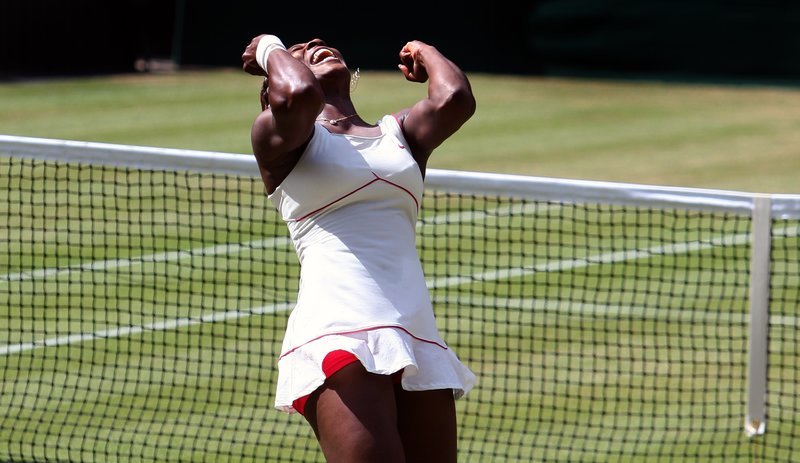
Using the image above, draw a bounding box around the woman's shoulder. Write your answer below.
[380,113,406,137]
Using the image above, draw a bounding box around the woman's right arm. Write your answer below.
[242,35,324,192]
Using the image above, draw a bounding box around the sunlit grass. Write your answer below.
[1,69,799,192]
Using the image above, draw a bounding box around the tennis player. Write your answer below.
[241,35,476,463]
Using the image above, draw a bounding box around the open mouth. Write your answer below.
[311,48,337,65]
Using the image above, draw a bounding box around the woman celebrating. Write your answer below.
[241,35,476,463]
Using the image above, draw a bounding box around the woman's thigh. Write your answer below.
[395,387,458,463]
[303,362,405,463]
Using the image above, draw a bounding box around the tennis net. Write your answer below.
[1,135,798,462]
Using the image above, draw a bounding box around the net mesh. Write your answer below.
[1,149,798,462]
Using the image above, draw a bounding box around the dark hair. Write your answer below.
[259,77,269,110]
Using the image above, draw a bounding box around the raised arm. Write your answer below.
[242,35,325,193]
[396,41,476,173]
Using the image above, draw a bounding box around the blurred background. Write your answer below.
[2,0,800,82]
[1,5,799,462]
[3,0,800,193]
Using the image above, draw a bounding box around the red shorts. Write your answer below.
[292,350,403,417]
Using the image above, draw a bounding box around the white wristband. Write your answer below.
[256,35,286,75]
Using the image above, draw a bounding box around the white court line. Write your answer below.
[428,224,799,289]
[0,204,524,354]
[1,216,797,355]
[417,202,546,226]
[431,295,796,328]
[1,202,543,283]
[1,236,291,283]
[0,207,530,355]
[428,229,746,289]
[0,303,293,356]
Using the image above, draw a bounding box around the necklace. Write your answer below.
[316,113,357,125]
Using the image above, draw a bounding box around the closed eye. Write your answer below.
[287,43,305,59]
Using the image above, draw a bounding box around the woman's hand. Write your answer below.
[398,41,429,83]
[242,34,268,76]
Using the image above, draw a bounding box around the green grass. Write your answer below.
[0,71,798,462]
[1,174,796,461]
[1,69,799,192]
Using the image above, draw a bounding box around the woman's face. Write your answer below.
[287,39,349,77]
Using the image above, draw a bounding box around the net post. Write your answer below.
[745,195,771,437]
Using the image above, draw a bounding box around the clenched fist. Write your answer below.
[398,41,429,83]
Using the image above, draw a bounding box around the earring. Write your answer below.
[350,68,360,93]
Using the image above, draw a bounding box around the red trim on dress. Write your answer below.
[392,113,404,129]
[290,175,381,222]
[288,171,420,222]
[376,174,419,210]
[278,325,447,361]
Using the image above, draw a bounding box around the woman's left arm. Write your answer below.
[396,41,476,171]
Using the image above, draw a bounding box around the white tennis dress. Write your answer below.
[268,115,476,413]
